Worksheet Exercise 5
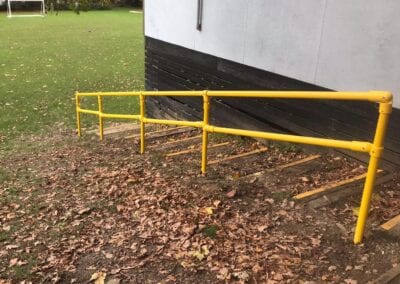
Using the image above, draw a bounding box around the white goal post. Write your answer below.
[7,0,46,18]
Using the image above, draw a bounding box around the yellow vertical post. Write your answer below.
[75,92,81,137]
[201,91,210,174]
[97,95,104,141]
[354,101,392,244]
[140,92,146,154]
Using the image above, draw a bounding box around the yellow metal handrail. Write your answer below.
[75,90,393,244]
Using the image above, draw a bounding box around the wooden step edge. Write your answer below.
[125,126,193,139]
[294,169,384,202]
[88,123,141,135]
[148,135,202,150]
[165,142,230,158]
[208,147,268,166]
[246,154,322,178]
[380,215,400,232]
[370,265,400,284]
[307,172,394,210]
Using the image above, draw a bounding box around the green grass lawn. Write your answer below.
[0,9,144,149]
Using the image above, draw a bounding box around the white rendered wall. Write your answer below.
[144,0,196,49]
[145,0,400,108]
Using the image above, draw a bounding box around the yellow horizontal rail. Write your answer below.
[77,109,140,120]
[75,90,393,245]
[125,126,190,139]
[204,125,372,153]
[77,108,100,115]
[206,91,392,103]
[75,91,203,97]
[76,90,392,103]
[76,91,142,97]
[101,113,140,120]
[143,118,203,128]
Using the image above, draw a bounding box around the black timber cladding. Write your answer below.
[145,37,400,168]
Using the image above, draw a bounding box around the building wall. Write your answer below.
[145,0,400,108]
[145,37,400,168]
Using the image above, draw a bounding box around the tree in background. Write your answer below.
[123,0,141,7]
[0,0,140,11]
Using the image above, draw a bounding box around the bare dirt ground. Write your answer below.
[0,126,399,283]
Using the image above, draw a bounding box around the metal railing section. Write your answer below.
[75,90,393,244]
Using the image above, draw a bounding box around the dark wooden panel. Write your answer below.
[145,37,400,168]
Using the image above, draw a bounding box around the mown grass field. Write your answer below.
[0,9,144,151]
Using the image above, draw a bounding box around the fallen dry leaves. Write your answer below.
[0,130,399,283]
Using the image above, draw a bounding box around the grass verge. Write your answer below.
[0,8,144,151]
